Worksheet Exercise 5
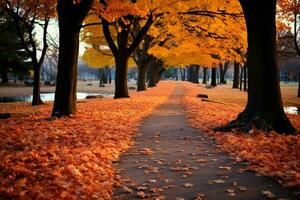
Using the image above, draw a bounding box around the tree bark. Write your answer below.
[148,58,159,87]
[52,0,93,117]
[137,64,147,91]
[192,65,200,83]
[211,68,217,87]
[233,61,240,88]
[103,67,108,84]
[202,67,207,84]
[297,72,300,98]
[187,67,191,82]
[180,68,186,81]
[32,64,43,105]
[215,0,295,134]
[220,62,229,84]
[114,55,129,98]
[99,68,103,85]
[243,64,247,91]
[240,66,243,91]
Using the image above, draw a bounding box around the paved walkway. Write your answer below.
[113,85,298,200]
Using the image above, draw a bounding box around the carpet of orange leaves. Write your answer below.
[0,82,175,199]
[183,83,300,191]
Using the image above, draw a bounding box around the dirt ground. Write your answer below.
[0,80,299,107]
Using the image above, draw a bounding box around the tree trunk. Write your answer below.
[297,72,300,98]
[108,68,112,84]
[220,62,229,84]
[180,68,186,81]
[174,68,178,81]
[240,66,243,91]
[1,66,8,83]
[32,64,43,106]
[192,65,200,83]
[233,61,240,88]
[103,67,108,84]
[215,0,295,134]
[99,68,103,85]
[114,55,129,98]
[186,67,190,82]
[148,58,159,87]
[219,63,224,84]
[243,64,247,91]
[202,67,207,84]
[52,0,92,117]
[52,22,80,116]
[137,64,147,91]
[211,68,217,87]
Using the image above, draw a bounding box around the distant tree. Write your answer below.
[0,8,31,84]
[2,0,55,105]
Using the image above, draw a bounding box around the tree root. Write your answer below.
[213,111,297,135]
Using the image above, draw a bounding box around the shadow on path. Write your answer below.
[113,85,298,200]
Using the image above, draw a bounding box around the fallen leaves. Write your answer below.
[183,83,300,190]
[262,190,276,199]
[207,179,225,184]
[0,82,175,199]
[182,183,194,188]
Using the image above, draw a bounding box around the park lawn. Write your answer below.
[0,82,175,199]
[183,82,300,191]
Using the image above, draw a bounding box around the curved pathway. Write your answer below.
[113,85,298,200]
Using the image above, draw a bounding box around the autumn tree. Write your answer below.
[2,0,55,105]
[52,0,93,117]
[216,0,295,134]
[277,0,300,97]
[99,3,154,98]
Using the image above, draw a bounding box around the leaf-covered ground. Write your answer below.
[183,83,300,191]
[0,82,175,199]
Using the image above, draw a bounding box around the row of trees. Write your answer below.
[0,0,297,134]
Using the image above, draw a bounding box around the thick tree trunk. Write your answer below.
[114,55,129,98]
[215,0,295,134]
[137,64,147,91]
[233,61,240,88]
[52,0,92,117]
[202,67,207,84]
[211,68,217,87]
[1,67,8,83]
[192,65,200,83]
[32,65,43,106]
[52,23,80,116]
